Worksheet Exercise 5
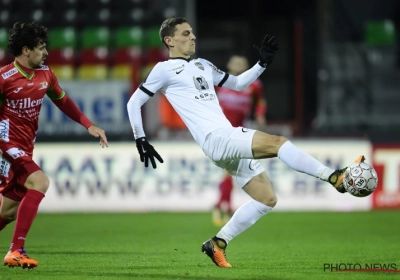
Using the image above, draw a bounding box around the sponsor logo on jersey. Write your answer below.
[194,93,216,101]
[194,62,204,70]
[39,82,48,90]
[5,97,44,109]
[13,87,23,93]
[27,82,34,86]
[6,147,27,160]
[242,127,249,133]
[176,69,184,74]
[193,76,209,91]
[1,68,18,79]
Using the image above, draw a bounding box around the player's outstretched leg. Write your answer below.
[201,237,232,268]
[4,247,38,269]
[328,155,365,193]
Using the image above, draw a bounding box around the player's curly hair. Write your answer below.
[159,17,188,49]
[8,21,48,57]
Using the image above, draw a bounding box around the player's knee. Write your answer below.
[35,177,50,193]
[0,210,17,221]
[266,195,278,208]
[260,195,278,208]
[27,176,50,193]
[277,136,288,147]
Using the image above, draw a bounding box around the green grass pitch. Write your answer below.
[0,211,399,280]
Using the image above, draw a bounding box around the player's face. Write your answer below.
[27,43,48,68]
[167,23,196,58]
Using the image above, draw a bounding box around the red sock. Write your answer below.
[0,215,12,231]
[11,189,44,251]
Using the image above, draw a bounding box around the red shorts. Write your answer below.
[0,142,39,201]
[0,161,41,202]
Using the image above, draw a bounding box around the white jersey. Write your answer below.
[128,57,265,148]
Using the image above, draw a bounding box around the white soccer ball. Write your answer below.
[343,162,378,197]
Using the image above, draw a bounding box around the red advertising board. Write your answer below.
[372,145,400,209]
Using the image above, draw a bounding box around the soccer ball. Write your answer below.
[343,162,378,197]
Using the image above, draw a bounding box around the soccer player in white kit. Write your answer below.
[127,17,365,268]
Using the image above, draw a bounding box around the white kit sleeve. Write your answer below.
[127,89,150,139]
[220,63,266,91]
[127,63,167,139]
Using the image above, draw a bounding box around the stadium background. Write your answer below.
[0,0,399,211]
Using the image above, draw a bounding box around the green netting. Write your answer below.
[81,27,110,49]
[146,26,163,48]
[48,27,77,49]
[115,26,143,48]
[0,28,9,49]
[365,20,396,46]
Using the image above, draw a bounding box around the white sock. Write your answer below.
[216,200,272,243]
[278,141,334,181]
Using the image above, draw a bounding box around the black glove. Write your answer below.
[253,34,279,67]
[135,137,164,168]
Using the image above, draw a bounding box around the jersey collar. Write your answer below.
[14,60,35,80]
[169,57,192,63]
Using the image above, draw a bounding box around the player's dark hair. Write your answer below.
[159,17,188,49]
[8,21,48,56]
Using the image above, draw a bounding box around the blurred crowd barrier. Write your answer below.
[0,25,168,82]
[314,0,400,140]
[0,0,181,81]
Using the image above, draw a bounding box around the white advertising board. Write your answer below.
[33,140,372,212]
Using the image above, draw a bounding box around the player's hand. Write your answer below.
[88,125,108,148]
[253,34,279,67]
[135,137,163,169]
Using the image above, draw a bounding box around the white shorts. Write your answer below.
[202,127,265,188]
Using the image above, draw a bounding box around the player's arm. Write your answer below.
[216,34,279,91]
[222,64,266,91]
[207,59,266,92]
[47,70,108,147]
[127,88,149,140]
[51,94,108,147]
[127,64,165,169]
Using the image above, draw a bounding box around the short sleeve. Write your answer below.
[139,63,168,96]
